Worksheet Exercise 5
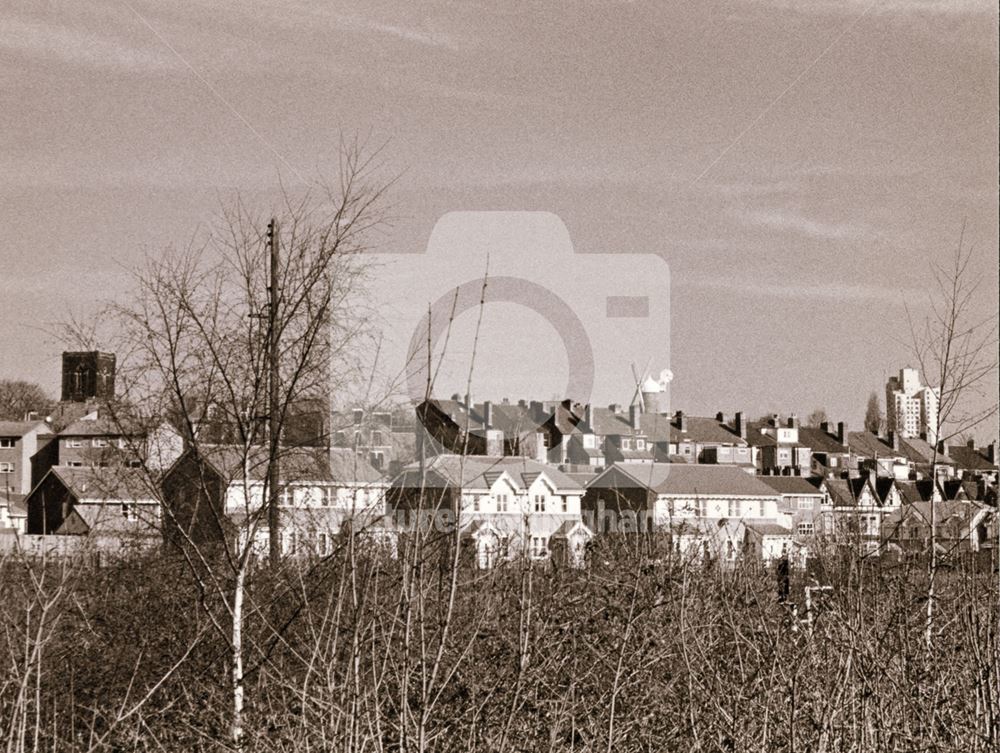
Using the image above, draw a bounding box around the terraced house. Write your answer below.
[390,455,592,568]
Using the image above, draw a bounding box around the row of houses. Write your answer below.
[7,442,995,570]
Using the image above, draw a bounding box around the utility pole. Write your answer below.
[267,218,282,568]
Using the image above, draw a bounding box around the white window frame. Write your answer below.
[797,498,813,510]
[797,521,814,536]
[529,535,549,559]
[0,439,14,448]
[533,494,545,513]
[92,438,108,448]
[0,462,14,473]
[65,439,83,448]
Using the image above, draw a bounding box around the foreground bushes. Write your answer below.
[1,540,997,752]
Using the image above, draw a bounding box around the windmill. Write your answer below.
[630,359,652,412]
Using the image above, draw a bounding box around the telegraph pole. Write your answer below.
[267,219,282,568]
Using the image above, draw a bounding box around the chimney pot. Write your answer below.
[735,411,747,439]
[967,438,976,448]
[837,421,846,445]
[716,411,726,424]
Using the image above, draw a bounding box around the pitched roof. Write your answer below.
[899,437,954,466]
[49,466,160,503]
[796,427,848,455]
[671,416,745,445]
[591,463,780,497]
[0,420,50,438]
[947,444,998,472]
[394,455,583,493]
[847,432,904,459]
[60,415,146,437]
[744,520,793,537]
[895,479,943,504]
[198,445,384,485]
[759,476,825,496]
[825,476,880,507]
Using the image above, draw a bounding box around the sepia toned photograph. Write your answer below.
[1,1,998,750]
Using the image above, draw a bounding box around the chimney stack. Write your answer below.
[716,411,726,424]
[609,403,622,414]
[837,421,846,445]
[675,410,688,433]
[988,442,996,463]
[630,404,641,430]
[529,400,544,422]
[787,414,798,429]
[464,393,472,410]
[967,437,976,449]
[889,430,899,451]
[484,400,494,429]
[735,411,747,439]
[820,421,830,434]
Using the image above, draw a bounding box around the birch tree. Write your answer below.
[906,223,999,650]
[86,147,387,747]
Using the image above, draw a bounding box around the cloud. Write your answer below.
[0,16,181,73]
[736,208,862,240]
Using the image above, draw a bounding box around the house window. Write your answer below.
[317,532,331,556]
[471,495,480,512]
[583,434,595,449]
[497,493,508,512]
[372,431,384,445]
[280,487,292,506]
[797,522,814,536]
[529,535,549,558]
[533,494,545,512]
[66,440,83,448]
[92,438,108,448]
[561,496,568,513]
[636,438,646,451]
[66,461,84,468]
[797,498,813,510]
[0,462,13,474]
[281,530,296,555]
[117,438,129,449]
[621,438,632,450]
[0,439,14,448]
[121,503,136,521]
[540,433,550,448]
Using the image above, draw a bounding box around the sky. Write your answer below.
[1,0,998,439]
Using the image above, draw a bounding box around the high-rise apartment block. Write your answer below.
[885,367,939,444]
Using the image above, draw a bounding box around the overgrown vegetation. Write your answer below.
[2,542,996,752]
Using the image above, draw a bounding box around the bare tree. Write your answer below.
[806,408,829,428]
[0,381,53,422]
[82,146,389,748]
[906,223,999,650]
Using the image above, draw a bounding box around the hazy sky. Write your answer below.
[2,1,997,437]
